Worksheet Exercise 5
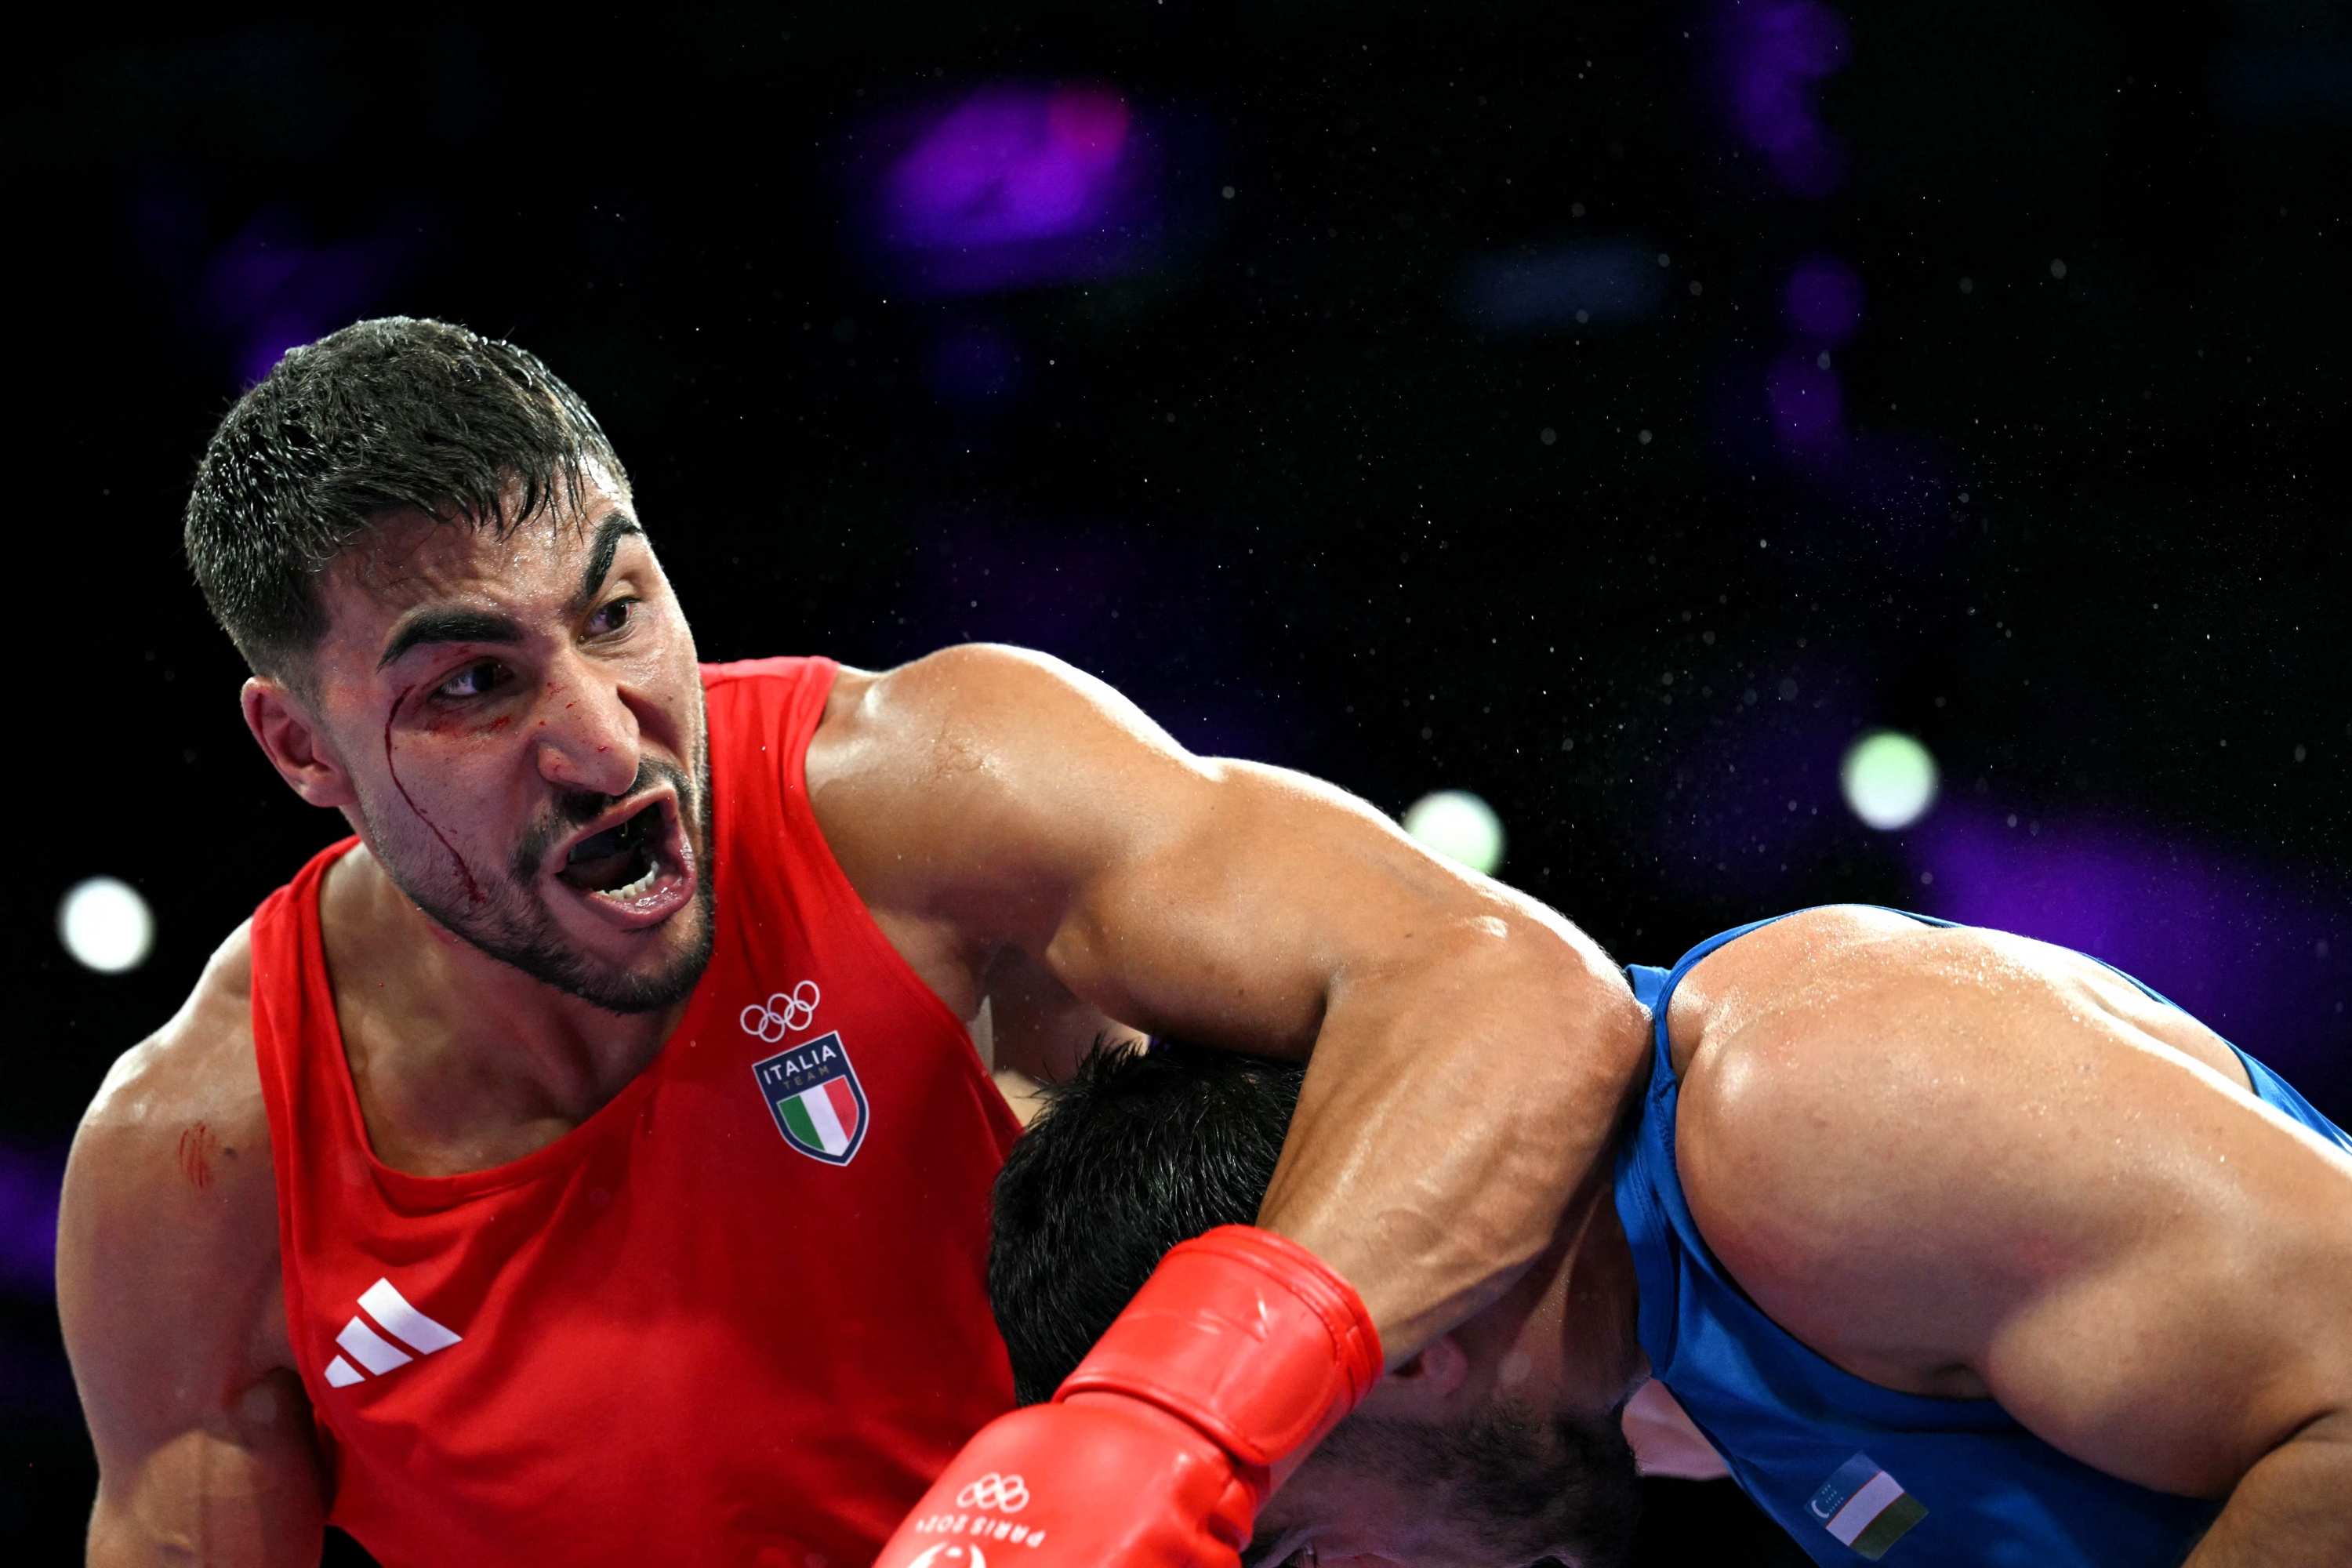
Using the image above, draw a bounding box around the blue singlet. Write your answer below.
[1614,909,2352,1566]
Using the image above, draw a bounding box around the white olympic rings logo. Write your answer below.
[741,981,822,1041]
[955,1472,1029,1513]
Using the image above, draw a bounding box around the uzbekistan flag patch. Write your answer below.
[1807,1453,1927,1560]
[753,1030,869,1164]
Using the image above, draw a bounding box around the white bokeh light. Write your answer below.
[1841,731,1940,831]
[1403,789,1506,874]
[59,877,155,974]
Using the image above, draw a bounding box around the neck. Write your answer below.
[1461,1167,1646,1421]
[1552,1174,1648,1408]
[321,843,688,1176]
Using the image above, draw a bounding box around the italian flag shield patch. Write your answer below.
[753,1030,870,1164]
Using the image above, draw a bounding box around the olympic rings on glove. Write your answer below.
[955,1473,1030,1513]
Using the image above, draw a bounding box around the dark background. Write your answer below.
[8,2,2349,1561]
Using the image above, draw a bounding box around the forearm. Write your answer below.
[2184,1414,2352,1566]
[1255,906,1649,1358]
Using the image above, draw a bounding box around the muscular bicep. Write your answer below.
[1043,757,1463,1051]
[61,1017,325,1566]
[818,644,1532,1051]
[828,645,1646,1349]
[1677,938,2352,1499]
[1972,1109,2352,1497]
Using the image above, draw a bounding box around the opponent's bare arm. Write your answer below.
[58,928,326,1567]
[1671,907,2352,1565]
[809,644,1650,1355]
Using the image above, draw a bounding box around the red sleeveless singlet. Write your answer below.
[249,658,1022,1567]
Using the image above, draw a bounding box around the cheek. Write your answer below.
[378,727,522,815]
[413,709,520,739]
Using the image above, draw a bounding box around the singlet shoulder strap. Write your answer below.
[246,837,363,1396]
[247,837,361,1129]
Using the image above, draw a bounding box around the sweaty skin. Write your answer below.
[1262,906,2352,1566]
[1668,908,2352,1564]
[58,472,1648,1566]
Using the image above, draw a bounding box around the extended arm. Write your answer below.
[58,937,328,1567]
[816,644,1650,1356]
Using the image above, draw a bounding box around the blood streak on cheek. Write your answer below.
[383,691,486,904]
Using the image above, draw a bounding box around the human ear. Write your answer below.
[1356,1334,1472,1418]
[242,677,358,808]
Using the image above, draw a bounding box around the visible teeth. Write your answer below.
[599,860,661,902]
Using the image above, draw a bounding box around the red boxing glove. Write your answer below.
[875,1225,1383,1568]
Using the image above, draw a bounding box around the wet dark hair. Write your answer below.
[989,1040,1304,1406]
[182,316,627,686]
[990,1040,1641,1568]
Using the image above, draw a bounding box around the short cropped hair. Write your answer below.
[992,1041,1642,1568]
[183,317,626,684]
[989,1040,1305,1405]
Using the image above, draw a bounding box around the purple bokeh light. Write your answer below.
[128,178,414,387]
[1717,0,1852,196]
[1913,807,2350,1096]
[202,208,408,387]
[0,1142,63,1296]
[1784,253,1864,340]
[873,82,1160,296]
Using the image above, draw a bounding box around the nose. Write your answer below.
[532,655,642,798]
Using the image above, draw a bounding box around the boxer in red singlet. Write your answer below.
[56,319,1651,1567]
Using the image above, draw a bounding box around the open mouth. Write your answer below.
[557,803,671,902]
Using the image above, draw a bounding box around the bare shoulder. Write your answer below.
[62,920,289,1388]
[1668,904,2248,1085]
[815,642,1196,774]
[71,920,272,1208]
[1666,905,2339,1399]
[810,644,1212,902]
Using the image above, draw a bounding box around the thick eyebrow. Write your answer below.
[376,608,528,671]
[372,513,642,671]
[573,512,644,608]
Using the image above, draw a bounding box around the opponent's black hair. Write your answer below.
[991,1040,1642,1568]
[183,317,627,688]
[989,1040,1304,1406]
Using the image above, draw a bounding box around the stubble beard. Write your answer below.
[365,731,719,1016]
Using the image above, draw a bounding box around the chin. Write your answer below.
[531,894,718,1015]
[402,862,719,1016]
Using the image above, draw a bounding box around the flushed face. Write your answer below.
[297,471,714,1012]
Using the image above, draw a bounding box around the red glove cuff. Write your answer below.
[1054,1225,1384,1468]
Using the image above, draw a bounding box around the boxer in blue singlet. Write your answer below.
[989,906,2352,1566]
